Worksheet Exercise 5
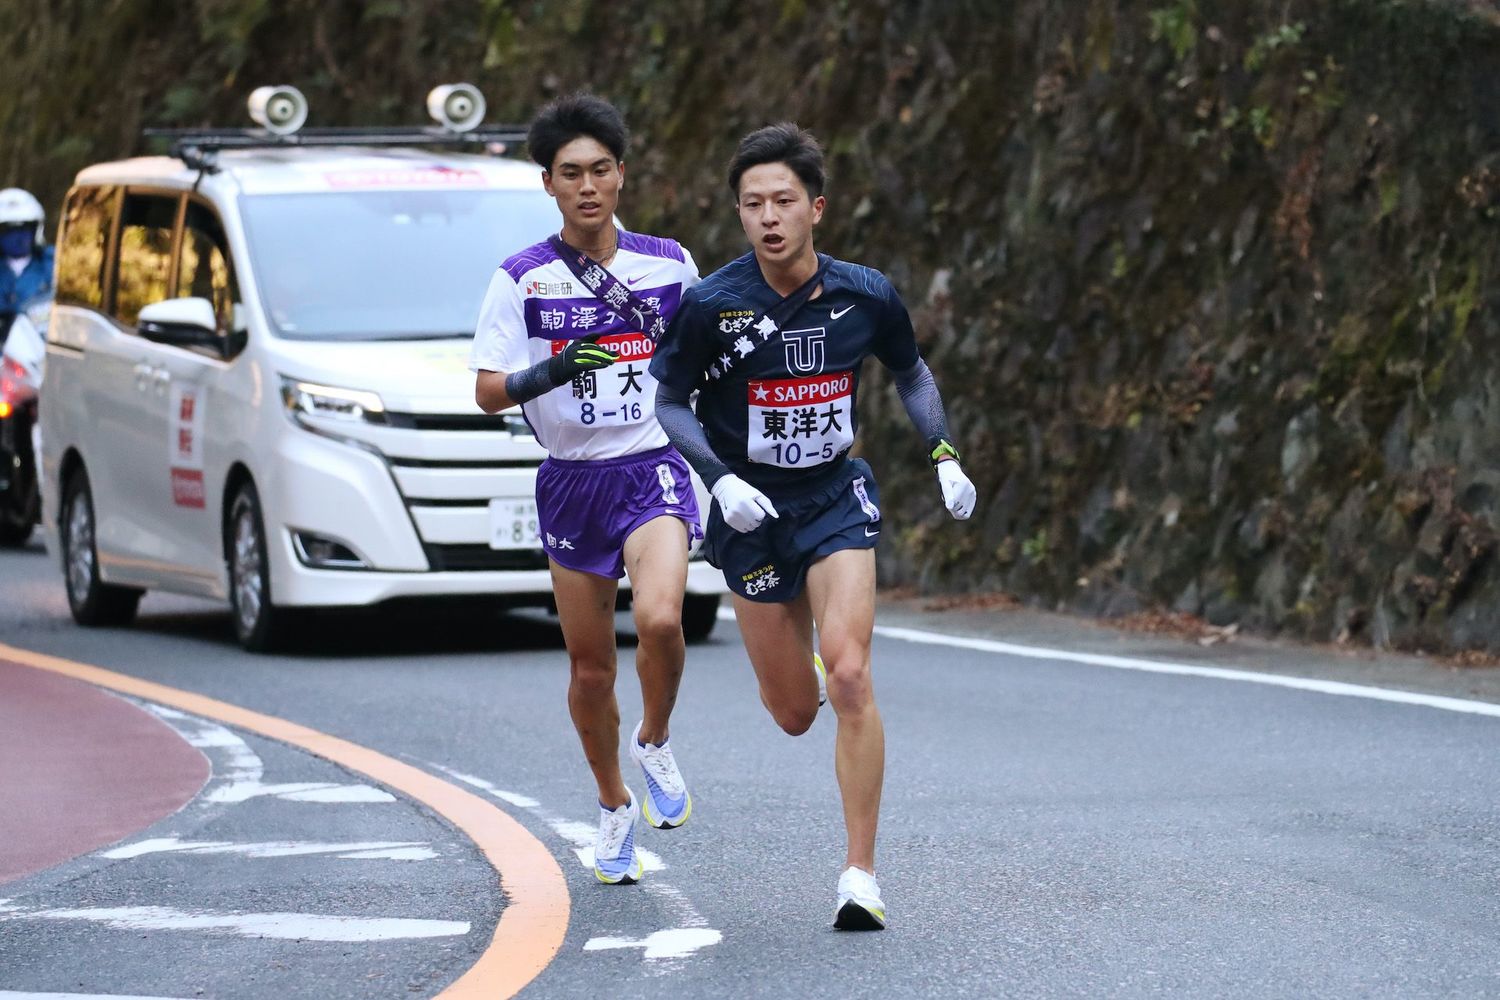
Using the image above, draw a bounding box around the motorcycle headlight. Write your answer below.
[280,377,386,424]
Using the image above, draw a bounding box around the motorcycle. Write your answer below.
[0,295,47,546]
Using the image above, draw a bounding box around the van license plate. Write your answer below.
[488,498,540,550]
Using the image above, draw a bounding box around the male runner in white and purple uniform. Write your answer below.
[652,123,978,928]
[471,94,701,885]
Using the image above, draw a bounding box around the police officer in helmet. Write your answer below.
[0,188,54,319]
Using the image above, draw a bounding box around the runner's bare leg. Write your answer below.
[732,592,819,737]
[806,547,881,874]
[550,559,629,809]
[622,515,691,745]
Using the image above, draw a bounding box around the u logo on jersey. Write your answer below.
[781,327,826,375]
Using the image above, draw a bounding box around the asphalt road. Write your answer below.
[2,538,1499,998]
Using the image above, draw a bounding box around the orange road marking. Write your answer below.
[0,642,569,999]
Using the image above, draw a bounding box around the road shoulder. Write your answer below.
[875,595,1500,707]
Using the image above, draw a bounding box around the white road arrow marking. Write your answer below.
[99,838,436,861]
[0,904,468,942]
[206,781,395,804]
[0,992,196,999]
[584,928,723,959]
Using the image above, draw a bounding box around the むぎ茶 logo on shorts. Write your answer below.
[741,563,781,597]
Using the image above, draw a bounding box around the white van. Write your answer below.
[39,95,723,650]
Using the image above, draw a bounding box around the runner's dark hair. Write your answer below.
[527,93,629,171]
[727,122,826,198]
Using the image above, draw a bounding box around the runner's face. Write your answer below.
[736,163,824,267]
[543,136,623,235]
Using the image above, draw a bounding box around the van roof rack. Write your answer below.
[141,125,529,172]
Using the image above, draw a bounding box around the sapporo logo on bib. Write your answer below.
[746,371,854,468]
[553,331,656,427]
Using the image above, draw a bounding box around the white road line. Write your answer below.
[872,623,1500,719]
[437,768,666,872]
[206,780,396,804]
[338,847,438,860]
[0,992,195,1000]
[584,928,723,959]
[146,705,261,785]
[715,606,1500,719]
[438,769,539,808]
[431,766,715,942]
[0,904,468,942]
[145,705,397,803]
[99,838,437,861]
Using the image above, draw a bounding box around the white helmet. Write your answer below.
[0,188,44,230]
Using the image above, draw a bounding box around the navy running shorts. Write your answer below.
[535,444,703,579]
[704,457,882,603]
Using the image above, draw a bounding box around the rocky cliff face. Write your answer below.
[5,0,1499,653]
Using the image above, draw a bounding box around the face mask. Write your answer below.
[0,227,32,259]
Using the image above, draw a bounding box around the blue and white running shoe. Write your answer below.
[629,721,692,829]
[593,790,643,884]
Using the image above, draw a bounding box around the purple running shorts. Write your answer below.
[534,444,703,579]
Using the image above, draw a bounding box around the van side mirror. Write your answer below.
[138,297,221,350]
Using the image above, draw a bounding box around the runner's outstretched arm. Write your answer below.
[890,357,977,520]
[890,357,952,447]
[654,382,733,487]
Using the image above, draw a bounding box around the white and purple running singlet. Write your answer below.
[470,231,699,461]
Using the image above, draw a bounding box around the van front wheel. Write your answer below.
[227,482,287,652]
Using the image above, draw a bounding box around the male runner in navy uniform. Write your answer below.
[652,123,976,928]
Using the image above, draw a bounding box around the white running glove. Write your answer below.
[936,461,976,520]
[711,474,779,533]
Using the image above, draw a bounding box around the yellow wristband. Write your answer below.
[930,440,961,466]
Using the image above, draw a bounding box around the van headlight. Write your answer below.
[280,377,386,424]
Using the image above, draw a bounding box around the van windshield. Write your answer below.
[240,188,562,340]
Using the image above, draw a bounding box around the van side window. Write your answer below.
[177,201,240,338]
[113,192,179,327]
[55,186,118,310]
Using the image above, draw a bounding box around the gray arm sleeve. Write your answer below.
[503,357,561,405]
[655,382,733,489]
[892,357,952,450]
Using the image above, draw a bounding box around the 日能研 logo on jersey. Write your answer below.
[745,371,855,469]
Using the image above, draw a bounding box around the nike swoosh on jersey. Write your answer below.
[831,305,855,320]
[864,526,880,536]
[628,275,646,285]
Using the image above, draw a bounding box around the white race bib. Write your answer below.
[552,331,657,428]
[746,371,855,468]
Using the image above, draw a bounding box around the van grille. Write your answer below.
[383,411,534,434]
[423,543,550,572]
